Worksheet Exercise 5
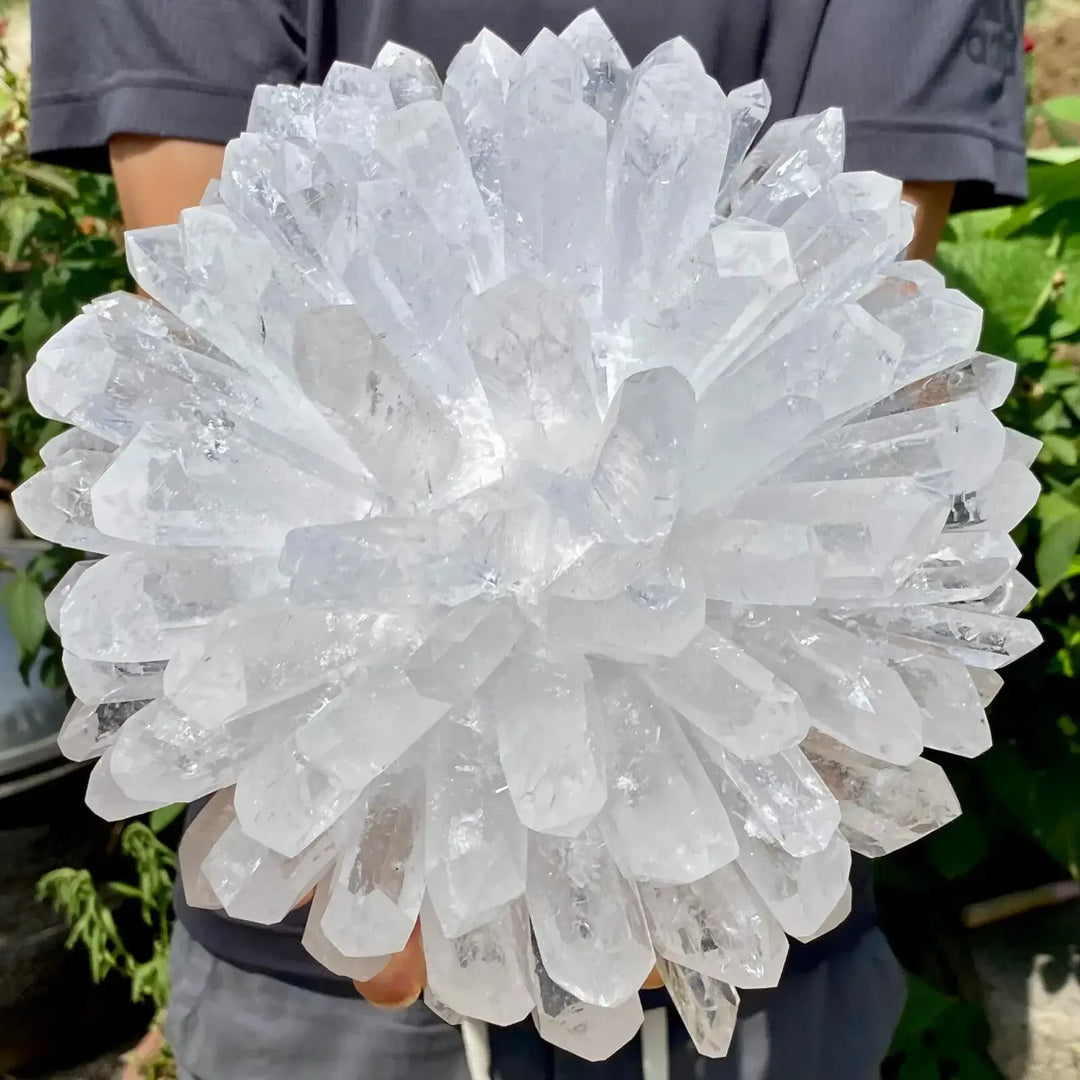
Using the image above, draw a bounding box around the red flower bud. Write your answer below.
[1023,31,1035,53]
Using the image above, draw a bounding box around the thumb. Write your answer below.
[352,920,426,1008]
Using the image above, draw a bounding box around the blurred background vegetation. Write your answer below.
[0,2,1078,1078]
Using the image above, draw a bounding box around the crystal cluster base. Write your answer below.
[17,9,1039,1061]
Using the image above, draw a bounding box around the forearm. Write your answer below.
[108,138,956,277]
[902,180,956,263]
[109,134,226,231]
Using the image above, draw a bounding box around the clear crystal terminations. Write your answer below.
[17,11,1041,1061]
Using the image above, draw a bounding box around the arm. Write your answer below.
[28,0,428,1013]
[901,180,957,263]
[105,156,959,260]
[30,0,305,275]
[108,135,226,231]
[29,0,305,177]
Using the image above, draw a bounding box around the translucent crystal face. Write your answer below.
[17,10,1040,1062]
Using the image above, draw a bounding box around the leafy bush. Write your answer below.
[37,813,181,1011]
[37,812,183,1080]
[935,147,1080,872]
[0,34,129,680]
[881,139,1080,1079]
[1,35,178,1073]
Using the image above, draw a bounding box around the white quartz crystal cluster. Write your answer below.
[16,11,1041,1061]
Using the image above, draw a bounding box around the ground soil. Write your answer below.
[1030,14,1080,103]
[1027,12,1080,155]
[2,1057,123,1080]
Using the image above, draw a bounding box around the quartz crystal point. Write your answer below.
[559,9,631,130]
[302,879,391,982]
[657,957,740,1058]
[177,791,233,909]
[802,731,962,857]
[526,825,655,1007]
[595,663,739,883]
[526,935,646,1061]
[484,650,607,837]
[604,39,731,322]
[421,898,533,1026]
[640,864,789,989]
[424,987,465,1026]
[424,702,527,935]
[644,625,810,757]
[373,41,443,107]
[20,11,1039,1062]
[84,749,166,822]
[203,816,337,924]
[317,760,427,957]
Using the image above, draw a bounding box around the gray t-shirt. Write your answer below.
[31,0,1026,209]
[28,0,1025,999]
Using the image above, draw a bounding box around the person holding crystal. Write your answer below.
[29,1,1026,1079]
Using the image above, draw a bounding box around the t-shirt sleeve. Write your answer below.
[796,0,1027,211]
[29,0,307,173]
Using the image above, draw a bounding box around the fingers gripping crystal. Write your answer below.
[17,10,1040,1062]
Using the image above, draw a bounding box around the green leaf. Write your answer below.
[1042,96,1080,124]
[9,160,81,200]
[1027,160,1080,210]
[1040,433,1079,467]
[933,999,993,1062]
[993,160,1080,238]
[1035,96,1080,146]
[895,976,952,1040]
[1044,479,1080,512]
[935,238,1059,354]
[19,296,58,361]
[896,1044,942,1080]
[1028,146,1080,165]
[148,803,187,834]
[1030,768,1080,877]
[1058,257,1080,331]
[1004,200,1080,261]
[944,205,1016,243]
[923,813,991,880]
[1012,333,1051,363]
[108,882,144,901]
[2,197,46,265]
[1036,510,1080,591]
[39,649,66,688]
[0,301,21,336]
[5,573,47,656]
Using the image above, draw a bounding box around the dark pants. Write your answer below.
[167,921,905,1080]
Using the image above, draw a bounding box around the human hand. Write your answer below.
[343,920,664,1008]
[351,921,427,1007]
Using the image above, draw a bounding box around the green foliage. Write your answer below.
[37,812,180,1077]
[934,147,1080,870]
[883,103,1080,1080]
[0,41,130,419]
[887,977,1003,1080]
[3,35,181,1072]
[1028,95,1080,149]
[3,564,45,654]
[36,819,177,1011]
[0,36,129,681]
[149,802,189,835]
[0,541,83,683]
